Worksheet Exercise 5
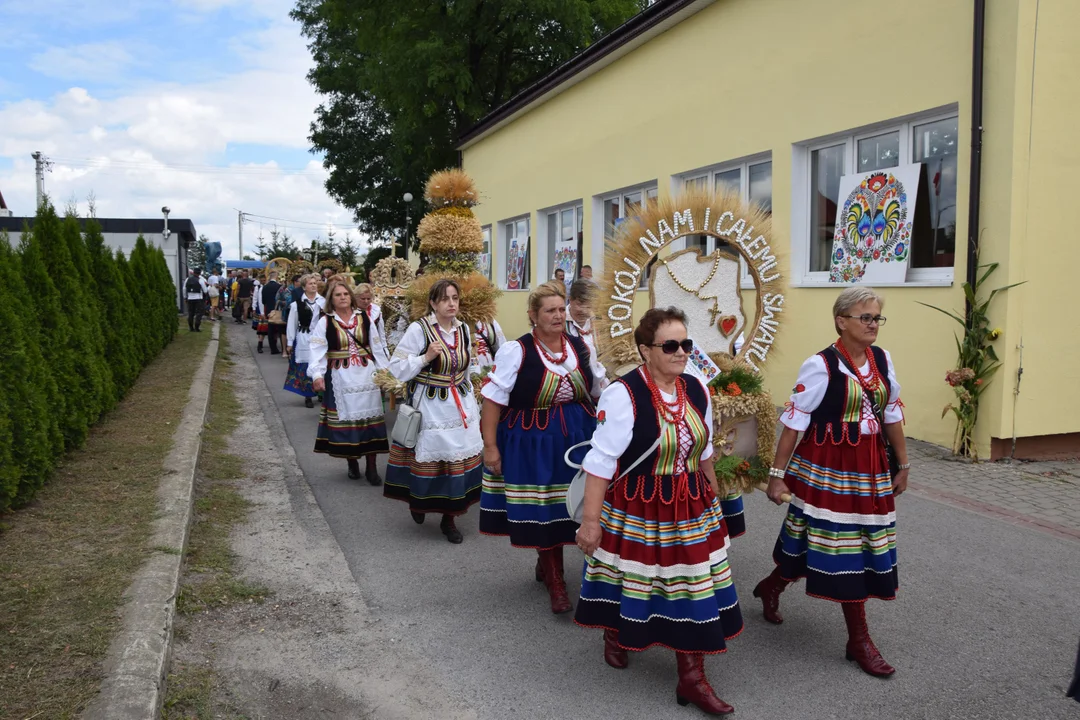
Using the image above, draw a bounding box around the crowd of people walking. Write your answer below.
[220,261,911,716]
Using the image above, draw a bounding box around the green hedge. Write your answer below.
[0,201,179,511]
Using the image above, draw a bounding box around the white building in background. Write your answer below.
[0,214,197,310]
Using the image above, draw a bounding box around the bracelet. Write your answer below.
[768,467,786,479]
[897,462,911,470]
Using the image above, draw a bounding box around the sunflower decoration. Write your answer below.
[405,168,501,325]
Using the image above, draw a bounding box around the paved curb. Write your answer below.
[83,323,221,720]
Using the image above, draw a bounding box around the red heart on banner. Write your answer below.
[719,315,737,336]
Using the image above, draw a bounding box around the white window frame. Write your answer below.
[790,105,959,287]
[674,153,772,289]
[538,202,584,282]
[498,215,531,291]
[592,182,659,289]
[480,224,493,280]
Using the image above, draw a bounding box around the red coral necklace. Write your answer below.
[533,331,568,364]
[644,366,687,425]
[834,339,882,393]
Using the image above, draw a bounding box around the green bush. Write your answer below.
[0,201,181,511]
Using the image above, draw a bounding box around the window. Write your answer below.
[678,156,773,287]
[500,217,530,290]
[479,225,492,280]
[544,204,584,281]
[602,184,659,288]
[796,110,958,283]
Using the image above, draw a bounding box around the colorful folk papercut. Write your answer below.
[830,163,922,284]
[554,247,577,291]
[506,240,526,290]
[688,343,722,382]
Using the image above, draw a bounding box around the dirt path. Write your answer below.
[167,325,476,719]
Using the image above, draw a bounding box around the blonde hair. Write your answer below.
[299,273,320,289]
[528,280,567,324]
[354,283,373,295]
[324,278,360,311]
[833,286,884,334]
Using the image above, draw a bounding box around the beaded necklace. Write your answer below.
[834,339,882,393]
[643,365,687,425]
[533,331,568,365]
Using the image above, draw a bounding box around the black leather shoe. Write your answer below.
[257,346,263,354]
[411,511,426,525]
[304,397,314,408]
[347,459,361,479]
[440,515,463,544]
[366,467,383,487]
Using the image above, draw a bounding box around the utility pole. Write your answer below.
[31,151,51,208]
[238,210,244,258]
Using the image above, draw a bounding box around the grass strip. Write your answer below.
[0,321,212,720]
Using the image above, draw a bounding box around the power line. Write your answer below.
[240,211,365,234]
[49,155,326,177]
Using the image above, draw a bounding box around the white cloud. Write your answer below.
[29,41,138,82]
[0,9,375,260]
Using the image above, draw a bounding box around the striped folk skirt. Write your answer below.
[313,365,388,459]
[480,402,596,549]
[575,472,744,654]
[383,444,483,515]
[283,346,316,398]
[771,436,898,602]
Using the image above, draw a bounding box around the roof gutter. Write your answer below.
[964,0,986,325]
[457,0,704,149]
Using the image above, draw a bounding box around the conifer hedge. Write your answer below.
[0,201,181,511]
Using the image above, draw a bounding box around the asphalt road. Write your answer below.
[237,321,1080,720]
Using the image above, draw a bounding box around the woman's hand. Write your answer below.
[892,467,909,497]
[577,520,602,557]
[423,344,441,363]
[313,377,325,392]
[483,446,502,475]
[766,475,791,506]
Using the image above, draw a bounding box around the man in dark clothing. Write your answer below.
[185,269,209,332]
[236,270,255,323]
[260,272,283,354]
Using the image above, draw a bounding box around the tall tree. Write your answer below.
[292,0,649,248]
[19,205,87,449]
[268,227,299,260]
[190,233,209,272]
[85,219,139,395]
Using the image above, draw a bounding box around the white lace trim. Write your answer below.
[337,385,381,397]
[413,439,484,464]
[309,337,327,346]
[337,408,386,422]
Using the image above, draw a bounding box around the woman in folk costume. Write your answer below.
[575,307,742,717]
[284,273,326,408]
[308,279,389,486]
[565,279,603,369]
[758,286,908,678]
[354,283,391,365]
[472,316,506,370]
[479,281,606,615]
[385,279,483,544]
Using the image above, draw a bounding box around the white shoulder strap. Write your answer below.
[563,436,661,479]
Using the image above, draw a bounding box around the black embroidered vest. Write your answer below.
[409,319,472,400]
[807,345,890,446]
[500,333,595,431]
[323,310,373,370]
[613,368,712,503]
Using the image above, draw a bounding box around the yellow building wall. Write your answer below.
[985,0,1080,444]
[463,0,1067,451]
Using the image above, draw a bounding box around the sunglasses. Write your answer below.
[649,339,695,354]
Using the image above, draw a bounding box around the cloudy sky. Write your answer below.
[0,0,372,260]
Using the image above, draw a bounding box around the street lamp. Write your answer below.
[401,192,414,259]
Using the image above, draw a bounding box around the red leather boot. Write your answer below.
[538,549,572,614]
[603,629,628,669]
[842,602,895,677]
[675,652,734,715]
[535,547,566,582]
[752,567,791,625]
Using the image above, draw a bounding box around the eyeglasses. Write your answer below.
[841,314,887,326]
[650,339,695,354]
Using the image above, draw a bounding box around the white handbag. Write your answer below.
[563,437,661,523]
[391,393,422,448]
